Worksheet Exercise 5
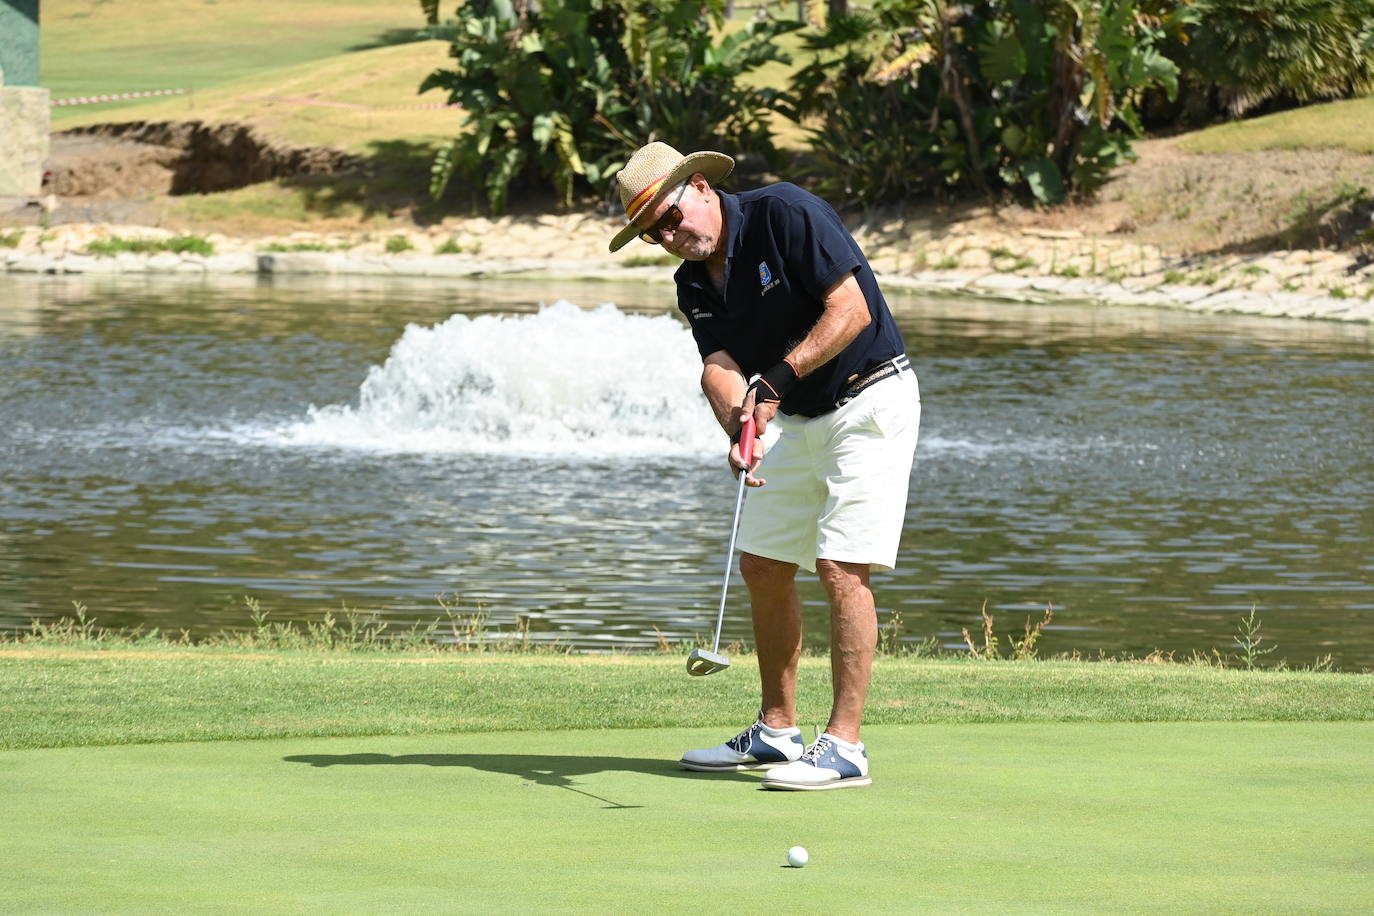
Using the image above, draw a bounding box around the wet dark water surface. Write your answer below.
[2,274,1371,668]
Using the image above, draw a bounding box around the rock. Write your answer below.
[1021,228,1084,239]
[960,248,992,269]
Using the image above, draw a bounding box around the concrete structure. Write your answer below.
[0,1,40,86]
[0,1,48,198]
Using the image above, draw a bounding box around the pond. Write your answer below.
[2,273,1371,669]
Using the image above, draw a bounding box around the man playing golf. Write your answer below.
[608,142,920,790]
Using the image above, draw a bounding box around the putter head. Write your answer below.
[686,648,730,676]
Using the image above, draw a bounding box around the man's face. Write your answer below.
[635,177,719,262]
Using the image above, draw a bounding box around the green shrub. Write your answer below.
[0,229,22,248]
[1160,0,1374,122]
[790,0,1184,207]
[786,7,945,207]
[385,235,414,254]
[259,242,336,253]
[165,236,215,256]
[85,235,215,257]
[420,0,796,213]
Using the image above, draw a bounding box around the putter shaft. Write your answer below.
[709,468,749,655]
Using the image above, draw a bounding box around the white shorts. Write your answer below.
[736,370,920,573]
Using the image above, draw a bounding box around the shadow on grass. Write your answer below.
[347,28,431,52]
[274,139,583,224]
[274,139,453,225]
[283,752,757,809]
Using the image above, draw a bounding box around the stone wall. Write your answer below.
[4,219,1372,323]
[0,85,49,198]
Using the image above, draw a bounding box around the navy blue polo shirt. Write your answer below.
[674,183,906,417]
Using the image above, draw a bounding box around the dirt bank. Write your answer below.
[48,120,356,199]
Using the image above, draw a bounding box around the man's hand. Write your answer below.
[739,383,781,439]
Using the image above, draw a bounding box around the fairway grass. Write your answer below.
[2,723,1371,912]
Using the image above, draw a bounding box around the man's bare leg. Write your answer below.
[739,551,802,730]
[815,559,875,744]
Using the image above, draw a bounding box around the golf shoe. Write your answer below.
[761,732,871,790]
[679,717,804,772]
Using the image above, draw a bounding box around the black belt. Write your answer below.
[834,354,911,409]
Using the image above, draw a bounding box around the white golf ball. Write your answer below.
[787,845,809,868]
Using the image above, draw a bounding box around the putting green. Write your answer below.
[3,723,1370,912]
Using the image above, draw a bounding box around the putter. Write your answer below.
[687,416,756,676]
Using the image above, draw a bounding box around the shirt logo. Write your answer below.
[759,261,781,295]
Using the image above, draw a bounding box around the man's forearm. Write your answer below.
[702,358,749,432]
[782,274,872,378]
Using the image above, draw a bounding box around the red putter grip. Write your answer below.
[738,416,757,467]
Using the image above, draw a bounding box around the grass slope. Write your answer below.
[44,0,427,101]
[1179,96,1374,155]
[49,39,458,154]
[2,648,1371,750]
[2,723,1371,912]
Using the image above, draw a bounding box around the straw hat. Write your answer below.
[608,142,734,252]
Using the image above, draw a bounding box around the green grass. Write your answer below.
[1178,95,1374,155]
[43,0,431,104]
[0,720,1370,911]
[49,39,459,153]
[3,647,1371,751]
[3,642,1370,911]
[162,138,449,233]
[83,234,215,256]
[258,241,340,253]
[434,236,477,254]
[622,253,680,268]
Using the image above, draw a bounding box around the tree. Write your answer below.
[790,0,1185,206]
[1166,0,1374,119]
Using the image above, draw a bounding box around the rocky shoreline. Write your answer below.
[4,216,1372,323]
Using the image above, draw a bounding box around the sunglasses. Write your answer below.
[638,182,690,245]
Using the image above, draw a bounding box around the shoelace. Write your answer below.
[727,723,760,754]
[800,736,833,763]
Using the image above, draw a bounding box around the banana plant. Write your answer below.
[420,0,796,213]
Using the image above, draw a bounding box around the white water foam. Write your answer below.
[249,301,722,458]
[918,433,1134,460]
